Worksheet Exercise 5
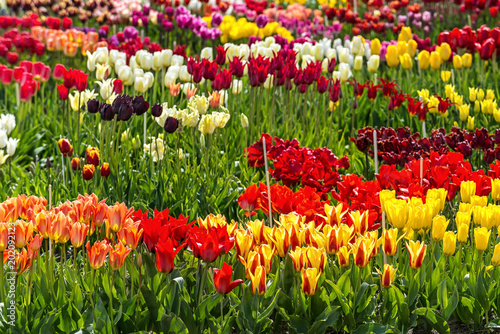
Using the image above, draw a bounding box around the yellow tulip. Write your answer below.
[289,247,305,271]
[457,222,469,243]
[396,41,408,57]
[453,55,462,69]
[460,181,476,203]
[471,195,488,207]
[467,116,475,131]
[438,42,452,61]
[469,87,477,102]
[349,210,369,235]
[456,211,472,225]
[492,179,500,201]
[371,38,381,55]
[430,51,442,70]
[418,50,430,70]
[409,204,433,231]
[385,198,409,229]
[477,88,485,101]
[462,53,472,68]
[474,227,491,252]
[459,104,470,122]
[492,243,500,266]
[440,71,451,82]
[418,89,430,102]
[324,203,348,226]
[431,215,449,241]
[379,189,396,213]
[407,40,418,57]
[398,26,412,42]
[400,53,413,70]
[386,45,400,67]
[486,89,495,100]
[443,231,456,256]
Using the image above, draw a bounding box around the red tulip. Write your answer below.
[82,164,95,180]
[155,238,185,273]
[6,52,18,65]
[57,84,69,100]
[215,45,226,65]
[53,64,65,80]
[113,79,123,95]
[490,6,499,17]
[479,38,495,60]
[1,68,13,85]
[213,262,243,294]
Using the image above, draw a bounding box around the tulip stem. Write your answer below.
[0,251,4,310]
[90,267,96,328]
[220,296,225,325]
[108,268,116,333]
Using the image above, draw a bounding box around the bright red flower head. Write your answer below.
[213,262,243,294]
[155,237,185,274]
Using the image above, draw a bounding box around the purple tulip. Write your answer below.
[212,13,223,27]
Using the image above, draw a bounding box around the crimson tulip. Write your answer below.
[155,238,185,274]
[213,262,243,294]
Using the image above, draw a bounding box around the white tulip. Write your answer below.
[171,55,184,66]
[231,79,243,95]
[367,55,380,73]
[117,66,133,86]
[353,56,363,71]
[351,36,363,55]
[311,44,323,61]
[144,72,154,89]
[134,76,148,93]
[238,44,250,60]
[161,49,173,67]
[339,47,350,64]
[0,129,7,148]
[6,138,19,155]
[0,114,16,135]
[339,63,350,82]
[153,52,163,71]
[179,65,192,82]
[200,47,213,61]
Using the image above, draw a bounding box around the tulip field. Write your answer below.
[3,0,500,333]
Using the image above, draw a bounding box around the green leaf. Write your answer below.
[160,312,189,334]
[476,271,490,314]
[308,306,339,334]
[414,307,450,334]
[257,288,280,323]
[289,315,310,334]
[353,323,392,334]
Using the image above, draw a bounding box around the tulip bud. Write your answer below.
[453,55,462,70]
[492,243,500,266]
[353,56,363,71]
[418,50,430,70]
[438,42,452,61]
[367,55,380,73]
[385,45,399,67]
[339,63,350,82]
[462,53,472,68]
[82,164,95,180]
[371,39,381,55]
[71,157,81,171]
[459,104,470,122]
[400,53,413,70]
[100,162,111,177]
[467,116,475,130]
[151,103,163,117]
[430,51,441,70]
[443,231,456,256]
[241,113,249,128]
[58,138,72,157]
[440,71,451,82]
[379,264,397,288]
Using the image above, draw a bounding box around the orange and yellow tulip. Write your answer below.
[86,240,111,270]
[249,265,266,295]
[301,267,322,296]
[70,222,89,248]
[378,264,397,288]
[406,240,426,269]
[109,243,132,270]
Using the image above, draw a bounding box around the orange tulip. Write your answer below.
[94,201,108,228]
[406,240,426,269]
[49,212,71,243]
[71,222,89,248]
[15,220,34,248]
[88,31,99,45]
[15,248,33,275]
[0,223,8,251]
[109,243,132,270]
[35,211,50,238]
[86,240,111,270]
[169,82,181,97]
[108,203,128,232]
[117,220,144,249]
[30,234,43,252]
[64,42,78,57]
